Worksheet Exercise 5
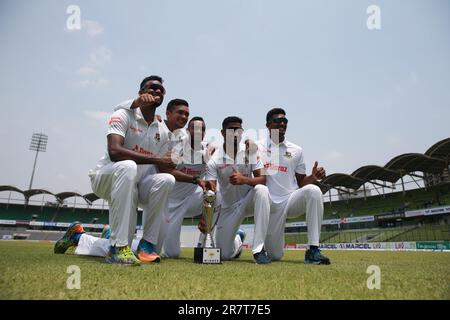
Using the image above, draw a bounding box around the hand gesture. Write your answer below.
[312,161,326,181]
[205,180,217,192]
[132,93,161,109]
[229,167,247,185]
[197,179,207,192]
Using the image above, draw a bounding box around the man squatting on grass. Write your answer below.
[55,76,178,265]
[256,108,330,264]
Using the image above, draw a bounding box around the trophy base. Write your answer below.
[194,247,221,264]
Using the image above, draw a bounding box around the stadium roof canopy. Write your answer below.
[83,193,100,204]
[54,192,89,204]
[0,185,25,195]
[321,174,366,191]
[425,138,450,161]
[0,185,98,205]
[351,165,403,184]
[384,153,447,174]
[23,189,56,200]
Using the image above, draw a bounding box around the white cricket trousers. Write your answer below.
[89,160,175,248]
[215,184,270,260]
[265,184,324,260]
[159,186,203,257]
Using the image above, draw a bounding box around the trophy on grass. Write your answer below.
[194,190,221,264]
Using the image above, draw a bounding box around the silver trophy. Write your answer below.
[194,190,221,263]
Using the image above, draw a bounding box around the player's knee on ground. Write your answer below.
[220,246,236,261]
[162,245,180,258]
[268,251,284,261]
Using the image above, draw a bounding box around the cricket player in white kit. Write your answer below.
[54,76,177,266]
[205,116,272,264]
[257,108,330,265]
[156,116,211,257]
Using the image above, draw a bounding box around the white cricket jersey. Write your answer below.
[169,143,207,207]
[159,120,189,155]
[257,138,307,203]
[89,99,170,178]
[205,144,263,209]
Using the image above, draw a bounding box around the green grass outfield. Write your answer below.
[0,241,449,300]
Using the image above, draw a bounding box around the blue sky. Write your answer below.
[0,0,449,199]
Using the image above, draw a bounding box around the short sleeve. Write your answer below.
[205,158,218,181]
[295,149,307,175]
[107,109,129,138]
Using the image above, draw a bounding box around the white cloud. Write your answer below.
[74,47,112,88]
[75,78,110,89]
[77,66,98,76]
[84,110,110,122]
[89,47,112,66]
[82,20,104,37]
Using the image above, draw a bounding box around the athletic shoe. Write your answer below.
[234,229,246,259]
[105,245,141,266]
[304,247,331,265]
[100,225,110,239]
[136,239,161,263]
[54,222,85,254]
[253,248,272,264]
[237,229,246,242]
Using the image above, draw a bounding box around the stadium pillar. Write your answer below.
[401,176,405,196]
[363,184,367,201]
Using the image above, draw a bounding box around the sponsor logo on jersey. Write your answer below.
[108,116,122,125]
[264,163,288,172]
[131,144,153,156]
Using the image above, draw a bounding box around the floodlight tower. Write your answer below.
[28,133,48,190]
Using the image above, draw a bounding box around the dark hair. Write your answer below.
[166,99,189,112]
[139,75,163,90]
[222,116,242,129]
[266,108,286,123]
[188,116,205,125]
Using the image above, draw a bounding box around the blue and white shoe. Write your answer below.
[234,229,246,259]
[237,229,246,242]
